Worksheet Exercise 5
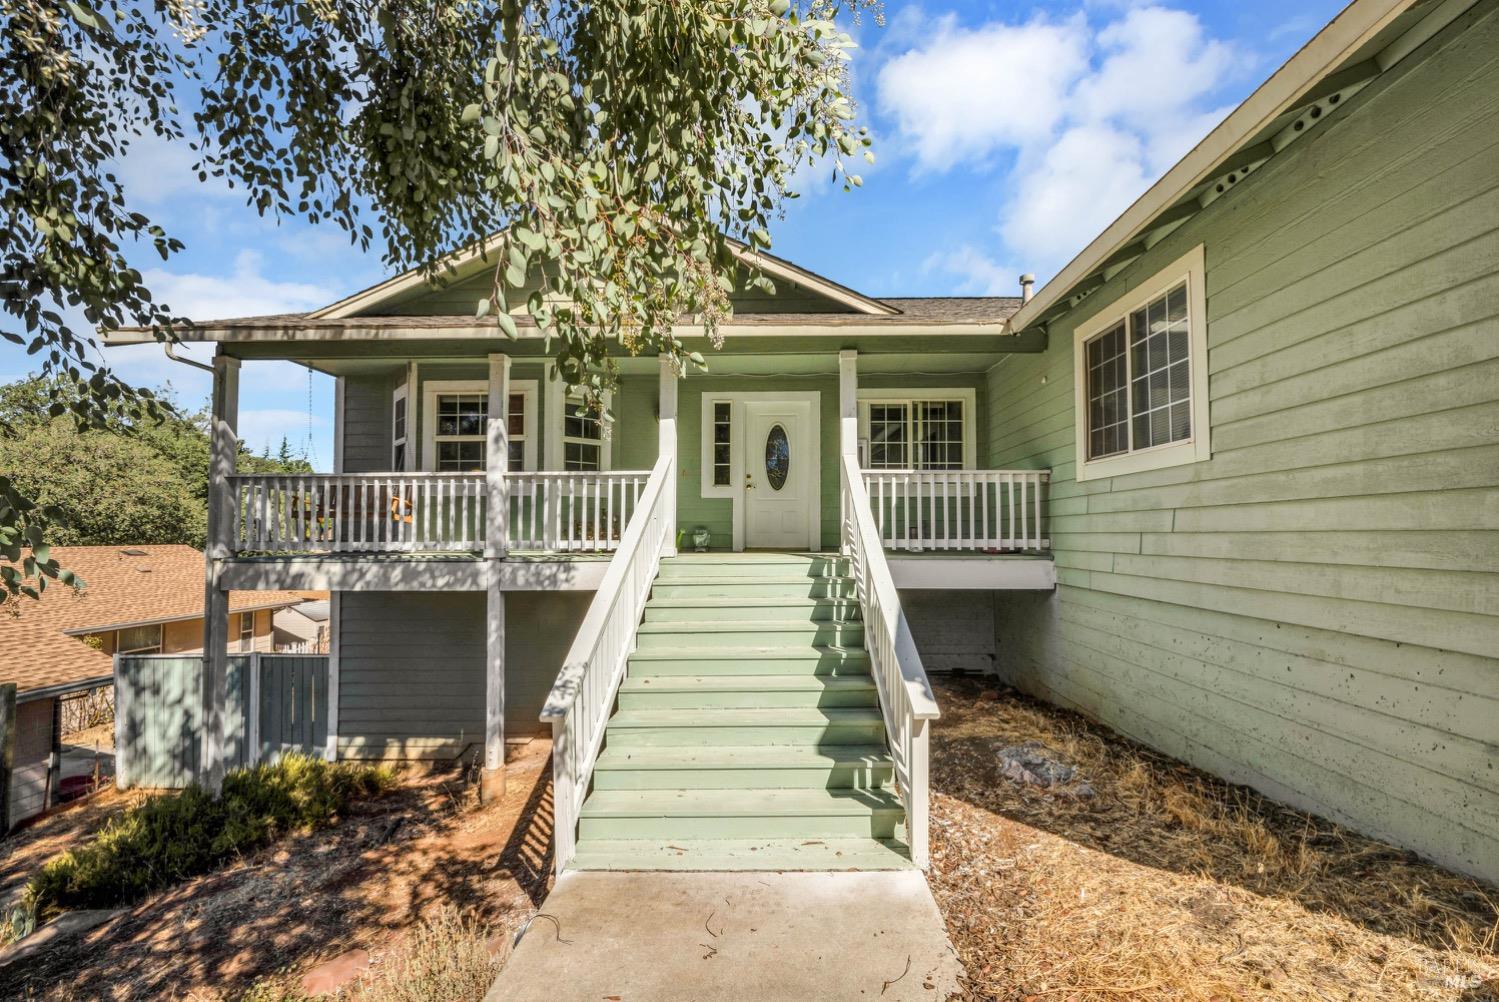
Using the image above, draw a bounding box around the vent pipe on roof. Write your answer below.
[1019,274,1036,303]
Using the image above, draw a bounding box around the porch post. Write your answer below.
[838,350,858,458]
[202,351,239,792]
[482,353,511,801]
[839,350,858,553]
[658,353,678,555]
[486,353,512,559]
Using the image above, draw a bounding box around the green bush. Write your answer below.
[27,755,394,915]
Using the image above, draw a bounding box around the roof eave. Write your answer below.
[1008,0,1436,333]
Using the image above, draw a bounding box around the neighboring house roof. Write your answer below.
[1009,0,1476,333]
[1,545,306,699]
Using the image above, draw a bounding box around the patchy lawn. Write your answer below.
[927,676,1499,1001]
[1,739,554,1001]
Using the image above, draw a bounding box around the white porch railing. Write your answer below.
[540,454,675,872]
[841,455,940,868]
[862,469,1050,552]
[227,471,649,555]
[507,472,648,552]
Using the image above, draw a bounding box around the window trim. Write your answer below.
[116,623,163,655]
[237,611,255,653]
[560,388,613,471]
[391,383,409,471]
[420,378,538,472]
[699,397,738,499]
[1072,245,1210,482]
[855,388,978,471]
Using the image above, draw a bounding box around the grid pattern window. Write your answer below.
[1129,282,1191,449]
[865,400,966,470]
[507,392,526,470]
[435,392,487,472]
[867,403,909,469]
[711,402,732,486]
[1085,322,1129,459]
[237,612,255,652]
[1083,281,1191,460]
[117,624,162,655]
[391,389,408,469]
[562,394,603,471]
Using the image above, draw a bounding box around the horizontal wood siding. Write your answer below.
[342,370,401,473]
[986,4,1499,882]
[336,590,589,758]
[901,590,996,673]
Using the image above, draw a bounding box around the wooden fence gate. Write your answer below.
[114,653,329,789]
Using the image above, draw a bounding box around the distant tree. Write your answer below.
[0,419,206,547]
[0,374,313,556]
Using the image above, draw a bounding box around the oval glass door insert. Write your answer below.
[764,424,790,491]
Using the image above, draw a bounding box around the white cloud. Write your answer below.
[111,133,231,206]
[1002,124,1151,263]
[142,250,335,323]
[921,245,1022,296]
[875,4,1241,282]
[876,12,1089,173]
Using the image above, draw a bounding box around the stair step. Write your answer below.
[627,646,870,677]
[634,620,864,650]
[657,555,849,579]
[618,674,877,709]
[652,576,856,599]
[569,837,913,871]
[578,788,905,839]
[593,744,894,789]
[643,597,860,624]
[604,707,886,746]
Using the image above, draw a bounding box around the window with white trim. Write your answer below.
[709,401,732,487]
[1073,245,1210,481]
[857,390,975,470]
[391,384,408,470]
[237,612,255,652]
[116,623,162,655]
[433,391,489,471]
[562,392,604,471]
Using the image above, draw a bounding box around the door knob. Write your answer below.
[744,473,755,490]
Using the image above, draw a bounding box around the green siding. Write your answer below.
[986,4,1499,882]
[336,590,590,759]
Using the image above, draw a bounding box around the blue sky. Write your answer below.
[0,0,1345,468]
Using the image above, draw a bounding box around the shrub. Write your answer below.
[27,755,394,915]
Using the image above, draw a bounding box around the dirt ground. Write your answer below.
[1,738,555,1001]
[3,682,1496,1001]
[926,676,1499,1001]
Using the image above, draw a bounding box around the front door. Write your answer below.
[744,400,813,549]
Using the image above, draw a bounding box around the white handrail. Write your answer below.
[841,455,939,868]
[540,454,675,872]
[861,469,1050,552]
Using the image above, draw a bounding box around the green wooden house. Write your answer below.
[106,0,1498,882]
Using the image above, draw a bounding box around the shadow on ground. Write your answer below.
[1,740,555,1001]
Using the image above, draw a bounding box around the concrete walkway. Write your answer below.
[485,870,962,1002]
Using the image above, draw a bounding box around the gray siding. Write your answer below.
[902,591,996,673]
[9,697,53,823]
[342,369,401,473]
[985,4,1499,882]
[336,590,590,759]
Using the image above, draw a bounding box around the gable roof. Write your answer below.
[307,236,899,320]
[1008,0,1476,333]
[1,545,307,698]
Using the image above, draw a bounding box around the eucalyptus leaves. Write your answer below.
[0,0,876,595]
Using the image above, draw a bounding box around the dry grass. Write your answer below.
[239,907,505,1002]
[927,676,1499,1001]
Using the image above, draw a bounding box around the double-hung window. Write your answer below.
[391,384,409,470]
[1073,245,1210,481]
[423,380,537,472]
[858,390,975,470]
[237,612,255,652]
[562,393,606,471]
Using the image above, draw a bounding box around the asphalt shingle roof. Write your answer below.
[1,545,307,697]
